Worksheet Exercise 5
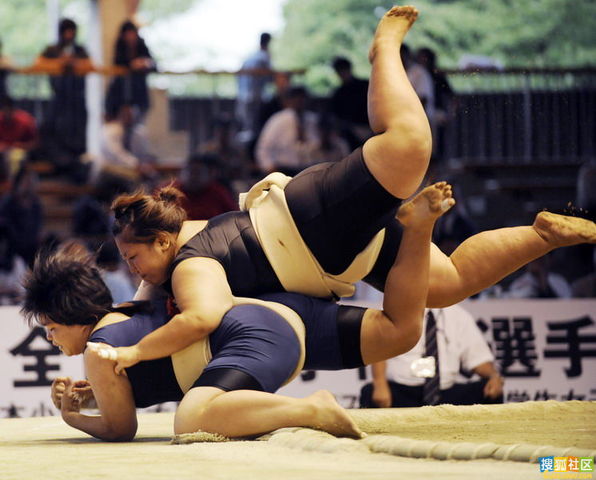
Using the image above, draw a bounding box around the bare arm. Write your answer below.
[111,258,234,374]
[371,361,392,408]
[473,361,504,399]
[59,348,137,441]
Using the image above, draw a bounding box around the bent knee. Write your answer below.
[174,408,204,435]
[397,322,423,354]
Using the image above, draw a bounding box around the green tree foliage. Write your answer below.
[274,0,596,94]
[0,0,52,64]
[138,0,198,23]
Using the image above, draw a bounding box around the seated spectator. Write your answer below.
[72,168,135,243]
[96,239,136,304]
[105,21,156,119]
[0,164,42,267]
[0,95,38,181]
[198,114,246,181]
[507,255,572,298]
[0,220,27,305]
[173,153,237,220]
[96,103,157,188]
[35,18,94,182]
[308,114,350,164]
[329,56,371,150]
[256,72,291,135]
[256,86,319,176]
[360,304,504,408]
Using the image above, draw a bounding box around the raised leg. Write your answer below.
[426,212,596,307]
[363,6,432,199]
[174,386,363,438]
[360,182,455,364]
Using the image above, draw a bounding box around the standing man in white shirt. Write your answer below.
[255,86,320,176]
[401,44,435,121]
[360,303,504,408]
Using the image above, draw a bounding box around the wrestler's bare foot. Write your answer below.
[369,5,419,63]
[533,211,596,248]
[397,182,455,228]
[308,390,363,438]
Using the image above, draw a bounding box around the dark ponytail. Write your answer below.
[111,185,187,243]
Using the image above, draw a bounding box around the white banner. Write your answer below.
[0,306,84,418]
[2,300,595,415]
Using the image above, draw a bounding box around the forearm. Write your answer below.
[371,361,389,386]
[62,411,133,441]
[136,312,214,362]
[473,361,501,380]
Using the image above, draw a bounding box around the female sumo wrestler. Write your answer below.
[105,6,596,374]
[22,182,454,441]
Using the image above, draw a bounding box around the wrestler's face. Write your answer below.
[115,234,173,286]
[41,318,91,356]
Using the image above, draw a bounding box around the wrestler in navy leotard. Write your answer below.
[89,293,367,408]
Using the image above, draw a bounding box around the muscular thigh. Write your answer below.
[427,243,464,307]
[285,148,401,275]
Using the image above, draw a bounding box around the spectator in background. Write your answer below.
[507,255,572,298]
[360,304,504,408]
[0,164,43,267]
[72,169,135,244]
[401,44,434,119]
[256,86,319,176]
[416,47,456,163]
[256,72,291,135]
[0,220,27,305]
[329,56,371,150]
[198,114,246,182]
[0,95,38,181]
[248,71,292,165]
[96,239,136,304]
[236,32,273,137]
[106,21,156,120]
[96,103,157,189]
[173,152,237,220]
[36,18,93,182]
[432,184,477,255]
[308,114,350,164]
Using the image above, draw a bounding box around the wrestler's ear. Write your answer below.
[155,232,171,251]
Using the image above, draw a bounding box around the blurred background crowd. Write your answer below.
[0,0,594,306]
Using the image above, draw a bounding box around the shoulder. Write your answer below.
[93,312,130,332]
[177,220,208,248]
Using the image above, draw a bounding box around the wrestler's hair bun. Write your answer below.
[156,186,185,205]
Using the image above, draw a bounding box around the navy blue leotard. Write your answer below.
[88,293,366,407]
